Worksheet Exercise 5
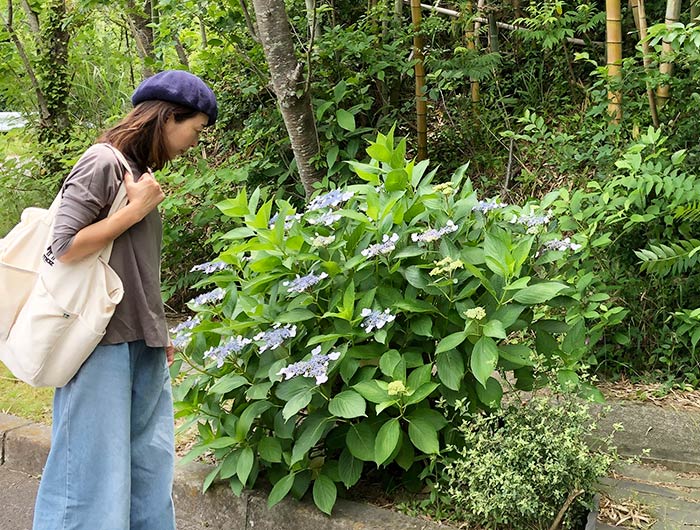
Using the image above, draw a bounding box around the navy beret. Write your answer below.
[131,70,218,126]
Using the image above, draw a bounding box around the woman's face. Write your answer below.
[163,112,209,160]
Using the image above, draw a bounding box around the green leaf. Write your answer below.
[336,108,356,131]
[471,337,498,387]
[346,421,376,461]
[258,437,282,463]
[353,380,388,403]
[476,377,503,408]
[410,315,433,337]
[328,390,367,419]
[557,369,580,391]
[236,447,254,484]
[268,473,295,508]
[404,382,439,405]
[291,414,331,464]
[436,331,467,354]
[206,436,237,449]
[513,282,570,304]
[375,418,401,465]
[275,308,316,323]
[236,401,274,440]
[436,350,465,391]
[209,374,248,394]
[483,319,507,339]
[379,350,402,377]
[313,475,337,515]
[407,417,440,454]
[282,390,313,421]
[338,449,363,488]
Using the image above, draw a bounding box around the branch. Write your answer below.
[1,0,48,119]
[239,0,260,43]
[407,1,603,47]
[548,489,585,530]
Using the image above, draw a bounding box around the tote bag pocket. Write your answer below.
[5,276,105,386]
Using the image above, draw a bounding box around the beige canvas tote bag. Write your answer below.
[0,144,131,387]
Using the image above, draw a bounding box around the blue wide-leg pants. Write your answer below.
[32,341,176,530]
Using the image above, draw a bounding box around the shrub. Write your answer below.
[437,395,615,529]
[171,129,620,513]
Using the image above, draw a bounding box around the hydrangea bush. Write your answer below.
[172,129,622,514]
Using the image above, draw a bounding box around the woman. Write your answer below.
[32,70,217,530]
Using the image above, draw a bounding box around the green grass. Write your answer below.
[0,364,54,424]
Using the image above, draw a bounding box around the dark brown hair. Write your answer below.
[98,100,200,171]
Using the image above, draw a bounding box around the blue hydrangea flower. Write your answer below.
[510,211,551,228]
[277,345,341,384]
[203,335,252,368]
[189,287,226,306]
[361,233,399,258]
[190,261,229,274]
[306,189,354,212]
[472,199,506,213]
[360,308,396,333]
[308,211,341,226]
[282,271,329,294]
[169,315,201,350]
[269,212,302,230]
[411,220,459,244]
[254,323,297,353]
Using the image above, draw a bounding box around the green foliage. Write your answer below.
[171,130,616,513]
[435,395,615,529]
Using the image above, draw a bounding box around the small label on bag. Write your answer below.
[42,245,55,267]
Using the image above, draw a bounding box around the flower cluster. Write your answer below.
[269,212,302,230]
[308,211,341,226]
[542,237,582,253]
[277,346,341,385]
[510,210,552,232]
[311,233,336,247]
[254,323,297,353]
[387,380,407,396]
[283,271,329,294]
[189,287,226,306]
[169,315,201,350]
[360,308,396,333]
[203,335,252,368]
[432,182,455,195]
[411,220,459,244]
[361,233,399,258]
[307,189,354,212]
[464,307,487,321]
[472,199,506,214]
[430,257,464,276]
[190,261,229,274]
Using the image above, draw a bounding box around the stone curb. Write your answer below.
[0,413,453,530]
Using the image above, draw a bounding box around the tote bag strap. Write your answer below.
[96,144,134,262]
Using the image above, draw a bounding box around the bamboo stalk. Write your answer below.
[410,0,428,161]
[465,0,480,104]
[606,0,623,123]
[630,0,659,126]
[657,0,681,108]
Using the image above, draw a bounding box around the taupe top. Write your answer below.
[51,143,168,348]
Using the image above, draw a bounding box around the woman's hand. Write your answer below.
[124,171,165,221]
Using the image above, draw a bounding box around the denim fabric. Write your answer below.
[32,341,176,530]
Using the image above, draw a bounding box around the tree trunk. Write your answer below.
[126,0,155,78]
[36,0,72,175]
[606,0,622,123]
[656,0,681,108]
[250,0,323,199]
[410,0,427,161]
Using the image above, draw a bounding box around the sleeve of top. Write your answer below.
[51,144,123,259]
